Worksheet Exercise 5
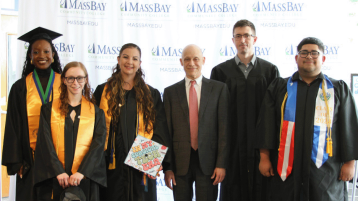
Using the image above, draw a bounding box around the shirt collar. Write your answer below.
[234,54,256,66]
[292,71,324,81]
[185,74,203,87]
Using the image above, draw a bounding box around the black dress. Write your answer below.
[210,57,280,201]
[94,83,170,201]
[256,72,358,201]
[2,67,54,201]
[33,102,107,201]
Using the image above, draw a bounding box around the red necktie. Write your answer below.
[189,80,198,150]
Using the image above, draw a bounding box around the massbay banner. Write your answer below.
[15,0,358,200]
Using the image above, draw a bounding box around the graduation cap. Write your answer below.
[17,27,62,43]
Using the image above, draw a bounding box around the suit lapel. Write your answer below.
[175,79,189,119]
[199,77,212,120]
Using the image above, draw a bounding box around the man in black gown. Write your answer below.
[210,19,280,201]
[257,37,358,201]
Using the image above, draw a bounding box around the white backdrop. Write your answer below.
[15,0,358,200]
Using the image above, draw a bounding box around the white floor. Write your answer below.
[2,183,358,201]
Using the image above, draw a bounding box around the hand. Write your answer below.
[69,172,84,186]
[17,166,23,179]
[259,158,274,177]
[339,160,355,181]
[145,165,163,180]
[211,168,226,185]
[164,170,176,190]
[57,173,70,189]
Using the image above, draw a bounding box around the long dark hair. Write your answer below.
[105,43,155,132]
[21,38,62,78]
[59,61,93,116]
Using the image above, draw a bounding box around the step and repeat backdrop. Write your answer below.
[15,0,358,200]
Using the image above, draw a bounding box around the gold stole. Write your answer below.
[26,72,61,153]
[99,85,111,151]
[51,97,95,173]
[99,84,154,170]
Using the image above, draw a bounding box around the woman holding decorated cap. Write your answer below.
[2,27,63,201]
[93,43,170,201]
[33,61,107,200]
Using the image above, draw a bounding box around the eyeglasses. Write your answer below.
[65,76,87,83]
[298,51,320,59]
[233,34,255,40]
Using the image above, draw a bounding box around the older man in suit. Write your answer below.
[163,44,230,201]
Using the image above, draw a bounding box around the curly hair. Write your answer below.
[105,43,155,132]
[21,38,62,78]
[59,61,94,116]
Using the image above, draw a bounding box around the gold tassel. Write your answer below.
[143,174,147,186]
[278,93,288,152]
[108,154,116,170]
[322,80,333,157]
[326,137,333,157]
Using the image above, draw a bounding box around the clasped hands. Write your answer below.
[164,167,226,190]
[56,172,84,189]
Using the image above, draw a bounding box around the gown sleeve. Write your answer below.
[163,87,174,171]
[2,80,26,175]
[256,78,284,150]
[93,83,105,106]
[150,87,171,170]
[210,64,224,82]
[34,102,65,185]
[336,80,358,162]
[77,106,107,187]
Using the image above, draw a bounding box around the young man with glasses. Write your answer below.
[210,19,280,201]
[257,37,358,200]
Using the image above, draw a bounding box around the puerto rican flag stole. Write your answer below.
[277,77,297,181]
[277,75,334,181]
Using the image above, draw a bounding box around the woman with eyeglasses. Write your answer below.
[33,61,107,201]
[93,43,170,201]
[2,27,63,201]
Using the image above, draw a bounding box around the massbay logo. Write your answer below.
[120,1,171,12]
[285,44,297,55]
[219,46,237,57]
[60,0,107,10]
[23,42,75,54]
[186,2,239,13]
[151,46,183,57]
[219,46,271,56]
[54,43,75,53]
[324,45,339,55]
[88,43,121,55]
[252,1,304,12]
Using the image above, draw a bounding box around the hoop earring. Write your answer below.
[31,60,33,65]
[52,58,54,63]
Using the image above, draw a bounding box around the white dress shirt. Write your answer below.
[185,75,202,110]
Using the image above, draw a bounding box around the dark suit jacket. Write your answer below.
[163,76,230,176]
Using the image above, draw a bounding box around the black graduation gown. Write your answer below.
[2,68,54,201]
[94,83,169,201]
[210,57,280,201]
[33,102,107,201]
[256,72,358,201]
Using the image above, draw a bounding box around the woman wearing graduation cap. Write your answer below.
[93,43,170,201]
[2,27,63,201]
[33,61,107,201]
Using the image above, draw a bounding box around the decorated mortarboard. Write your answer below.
[17,27,62,43]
